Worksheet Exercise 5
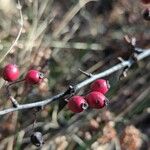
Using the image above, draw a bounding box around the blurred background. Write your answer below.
[0,0,150,149]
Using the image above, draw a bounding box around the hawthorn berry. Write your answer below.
[143,8,150,21]
[141,0,150,4]
[90,79,110,94]
[2,64,19,82]
[25,70,44,84]
[85,91,106,109]
[67,96,88,113]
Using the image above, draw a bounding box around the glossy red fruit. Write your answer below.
[67,96,88,113]
[85,91,106,109]
[25,70,44,84]
[141,0,150,4]
[3,64,19,82]
[90,79,110,94]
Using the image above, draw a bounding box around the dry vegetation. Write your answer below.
[0,0,149,149]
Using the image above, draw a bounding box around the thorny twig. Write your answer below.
[119,36,144,79]
[0,48,149,116]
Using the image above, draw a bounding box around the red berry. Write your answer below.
[25,70,44,84]
[3,64,19,82]
[85,91,106,109]
[90,79,110,94]
[67,96,88,113]
[141,0,150,4]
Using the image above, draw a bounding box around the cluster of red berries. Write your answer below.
[141,0,150,21]
[2,64,44,84]
[67,79,110,113]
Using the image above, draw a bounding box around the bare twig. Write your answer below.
[0,0,23,63]
[0,48,149,116]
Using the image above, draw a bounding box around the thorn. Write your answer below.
[119,66,130,80]
[131,37,136,46]
[9,96,19,108]
[134,48,143,54]
[117,57,125,63]
[64,98,69,102]
[124,35,131,44]
[78,68,93,77]
[124,35,136,52]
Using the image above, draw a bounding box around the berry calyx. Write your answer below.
[141,0,150,4]
[2,64,19,82]
[85,91,106,109]
[90,79,110,94]
[25,70,44,84]
[67,96,88,113]
[30,131,44,147]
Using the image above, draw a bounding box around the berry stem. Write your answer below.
[6,79,25,107]
[6,78,25,96]
[7,79,25,88]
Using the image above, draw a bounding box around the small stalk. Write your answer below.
[6,79,25,107]
[78,69,93,78]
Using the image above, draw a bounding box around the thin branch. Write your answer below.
[0,0,23,63]
[0,48,149,116]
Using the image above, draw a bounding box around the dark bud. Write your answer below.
[30,132,44,147]
[143,8,150,21]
